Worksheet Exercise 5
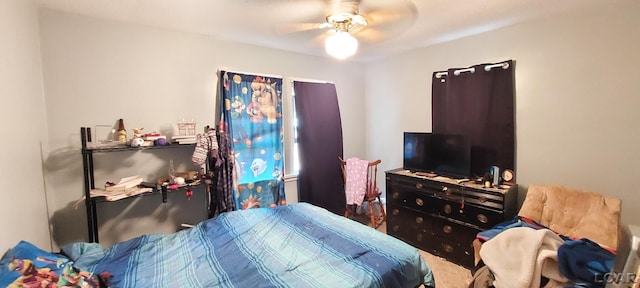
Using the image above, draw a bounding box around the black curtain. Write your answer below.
[432,60,515,178]
[293,81,345,215]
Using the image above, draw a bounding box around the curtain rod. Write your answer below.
[434,61,510,78]
[454,67,475,76]
[287,77,335,85]
[217,68,283,79]
[484,62,510,71]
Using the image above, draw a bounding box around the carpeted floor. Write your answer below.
[350,213,471,288]
[417,249,472,288]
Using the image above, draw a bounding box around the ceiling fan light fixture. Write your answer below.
[350,14,368,28]
[326,13,368,31]
[325,30,358,60]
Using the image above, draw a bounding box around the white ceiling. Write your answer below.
[35,0,614,62]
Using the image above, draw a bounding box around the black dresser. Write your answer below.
[385,168,517,268]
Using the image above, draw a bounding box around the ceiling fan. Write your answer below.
[279,0,417,59]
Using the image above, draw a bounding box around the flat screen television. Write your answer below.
[403,132,471,179]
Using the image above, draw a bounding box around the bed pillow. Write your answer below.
[60,241,106,267]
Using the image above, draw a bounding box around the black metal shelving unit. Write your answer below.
[80,127,198,243]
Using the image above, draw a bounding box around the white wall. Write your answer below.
[0,0,51,253]
[366,1,640,224]
[38,9,366,248]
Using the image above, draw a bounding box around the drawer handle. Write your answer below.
[416,198,424,206]
[479,195,487,203]
[392,209,400,216]
[416,217,424,224]
[443,244,454,253]
[443,225,453,234]
[416,183,423,189]
[392,192,399,199]
[477,214,488,223]
[444,204,452,214]
[392,225,400,232]
[416,233,423,242]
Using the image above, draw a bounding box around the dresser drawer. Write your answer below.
[431,197,504,229]
[386,184,435,213]
[388,174,464,200]
[387,203,433,250]
[387,203,431,232]
[430,216,480,245]
[431,235,475,269]
[463,203,506,229]
[431,196,465,222]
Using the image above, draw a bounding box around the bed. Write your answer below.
[1,203,435,287]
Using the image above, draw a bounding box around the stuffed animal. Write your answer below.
[132,128,144,138]
[130,137,144,147]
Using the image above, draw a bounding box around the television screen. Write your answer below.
[403,132,471,179]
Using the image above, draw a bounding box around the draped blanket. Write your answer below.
[345,157,370,206]
[474,217,616,288]
[479,227,569,288]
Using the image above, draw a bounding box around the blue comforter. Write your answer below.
[61,203,434,287]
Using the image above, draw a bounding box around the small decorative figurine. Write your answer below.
[117,119,127,143]
[130,138,144,147]
[155,138,168,146]
[132,128,144,139]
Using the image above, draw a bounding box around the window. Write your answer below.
[283,80,300,177]
[283,78,331,177]
[291,88,300,174]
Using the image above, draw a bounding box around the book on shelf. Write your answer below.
[171,134,196,139]
[176,139,197,144]
[105,175,143,192]
[90,187,153,201]
[143,135,166,141]
[171,134,197,144]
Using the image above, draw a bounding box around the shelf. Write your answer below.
[79,126,205,243]
[89,182,203,204]
[82,143,195,153]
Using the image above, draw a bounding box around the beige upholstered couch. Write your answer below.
[517,184,621,249]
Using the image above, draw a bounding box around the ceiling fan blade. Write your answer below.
[312,32,328,44]
[354,27,387,43]
[325,0,362,16]
[362,1,417,26]
[346,0,417,43]
[275,22,328,34]
[365,10,410,27]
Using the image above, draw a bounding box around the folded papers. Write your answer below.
[91,176,152,201]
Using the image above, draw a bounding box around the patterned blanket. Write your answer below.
[55,203,434,287]
[0,241,109,287]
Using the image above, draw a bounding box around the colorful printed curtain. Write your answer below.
[219,71,286,209]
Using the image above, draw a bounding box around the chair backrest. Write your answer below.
[517,184,621,250]
[339,157,381,199]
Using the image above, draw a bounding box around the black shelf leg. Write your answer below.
[162,185,168,203]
